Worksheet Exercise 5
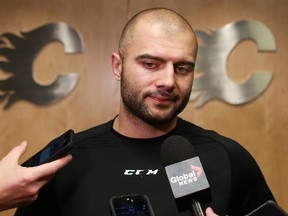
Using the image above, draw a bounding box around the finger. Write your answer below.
[46,154,73,173]
[205,207,218,216]
[5,141,28,163]
[30,154,72,179]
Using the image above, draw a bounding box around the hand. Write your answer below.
[0,141,72,211]
[205,207,219,216]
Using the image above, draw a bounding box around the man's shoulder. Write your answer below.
[177,118,248,155]
[72,119,114,145]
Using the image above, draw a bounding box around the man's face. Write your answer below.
[120,22,197,124]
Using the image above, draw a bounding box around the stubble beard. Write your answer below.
[120,68,191,125]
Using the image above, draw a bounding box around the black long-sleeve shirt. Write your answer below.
[15,118,275,216]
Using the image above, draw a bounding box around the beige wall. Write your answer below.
[0,0,287,215]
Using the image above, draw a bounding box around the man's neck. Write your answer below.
[113,114,177,139]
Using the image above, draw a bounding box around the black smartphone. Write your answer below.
[110,194,155,216]
[246,200,287,216]
[21,129,74,167]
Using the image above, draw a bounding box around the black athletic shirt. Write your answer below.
[15,118,275,216]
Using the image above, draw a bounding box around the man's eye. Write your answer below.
[143,62,157,69]
[175,65,192,74]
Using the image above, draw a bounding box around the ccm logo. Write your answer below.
[124,169,159,176]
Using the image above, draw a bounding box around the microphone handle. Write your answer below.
[191,198,205,216]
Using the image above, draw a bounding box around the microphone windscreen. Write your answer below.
[161,135,197,166]
[160,135,211,212]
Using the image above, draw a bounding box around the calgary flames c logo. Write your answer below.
[0,22,83,109]
[190,20,276,108]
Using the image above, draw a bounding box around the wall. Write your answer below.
[0,0,287,215]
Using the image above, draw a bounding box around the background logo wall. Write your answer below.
[0,22,84,109]
[190,20,276,108]
[0,20,275,109]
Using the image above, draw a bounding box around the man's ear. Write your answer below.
[112,52,122,81]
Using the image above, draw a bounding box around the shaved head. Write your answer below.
[111,7,198,132]
[118,8,197,59]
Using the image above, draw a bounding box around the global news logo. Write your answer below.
[170,165,203,186]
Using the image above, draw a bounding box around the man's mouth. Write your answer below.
[149,94,176,106]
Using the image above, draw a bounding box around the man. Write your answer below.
[0,141,72,211]
[15,8,274,216]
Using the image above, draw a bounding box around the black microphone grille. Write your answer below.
[161,135,197,166]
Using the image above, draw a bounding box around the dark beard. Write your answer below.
[120,68,190,125]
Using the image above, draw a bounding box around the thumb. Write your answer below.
[205,207,218,216]
[7,141,28,163]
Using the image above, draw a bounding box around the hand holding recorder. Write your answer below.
[0,130,73,211]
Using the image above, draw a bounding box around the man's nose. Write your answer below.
[155,63,176,91]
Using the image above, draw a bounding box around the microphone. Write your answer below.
[161,135,212,215]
